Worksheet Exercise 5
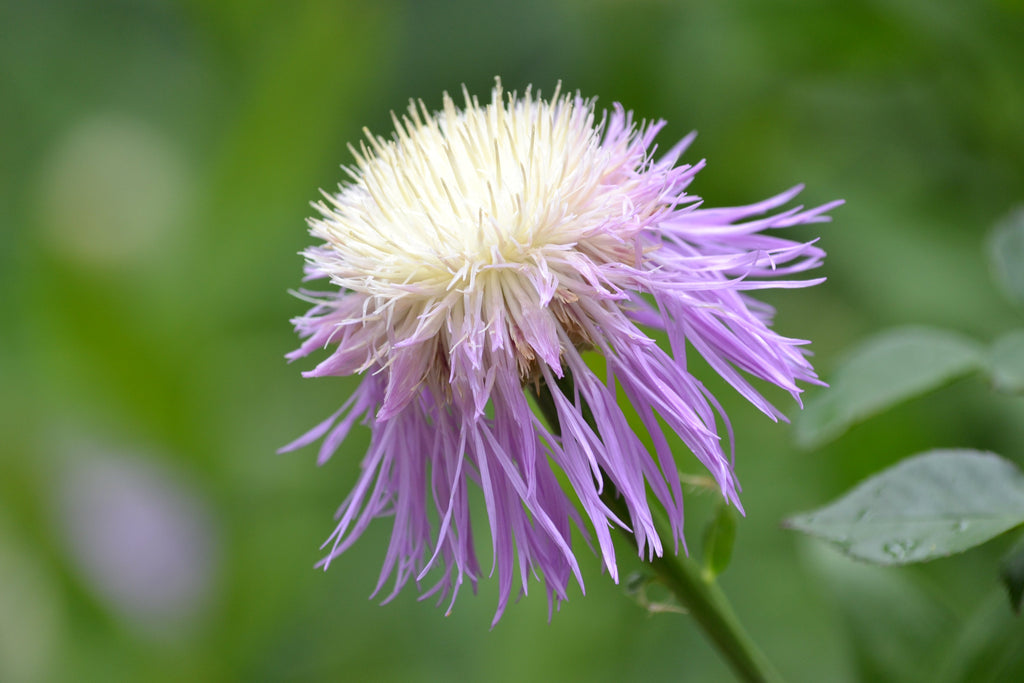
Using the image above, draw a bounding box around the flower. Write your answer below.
[283,79,840,623]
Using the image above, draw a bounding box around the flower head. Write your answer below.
[283,80,840,623]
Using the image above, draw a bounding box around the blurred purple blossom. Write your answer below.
[56,449,219,633]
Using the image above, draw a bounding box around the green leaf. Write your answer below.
[987,207,1024,308]
[1000,534,1024,615]
[989,330,1024,394]
[795,327,984,449]
[783,449,1024,565]
[702,503,738,580]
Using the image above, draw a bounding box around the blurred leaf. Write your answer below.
[799,541,955,683]
[795,327,984,449]
[1000,535,1024,615]
[784,449,1024,565]
[989,330,1024,394]
[930,589,1024,683]
[702,503,737,580]
[987,207,1024,308]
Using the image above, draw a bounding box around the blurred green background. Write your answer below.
[3,0,1024,681]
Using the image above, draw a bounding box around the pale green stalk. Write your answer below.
[534,374,785,683]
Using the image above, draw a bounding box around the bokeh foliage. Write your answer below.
[2,0,1024,681]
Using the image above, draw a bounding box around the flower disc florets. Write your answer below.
[285,80,840,623]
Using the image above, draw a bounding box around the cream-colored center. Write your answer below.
[308,84,648,297]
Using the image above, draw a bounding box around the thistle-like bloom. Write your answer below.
[283,80,839,623]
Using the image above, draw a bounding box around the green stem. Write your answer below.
[534,374,784,683]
